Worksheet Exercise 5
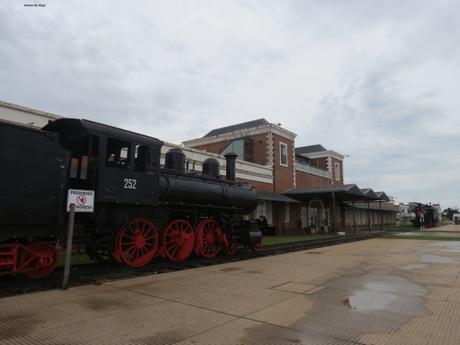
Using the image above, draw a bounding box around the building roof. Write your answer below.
[203,118,269,138]
[257,191,300,203]
[285,184,372,202]
[44,118,163,146]
[360,188,380,200]
[344,202,399,212]
[375,191,390,202]
[295,145,327,155]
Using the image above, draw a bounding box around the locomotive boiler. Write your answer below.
[0,118,262,278]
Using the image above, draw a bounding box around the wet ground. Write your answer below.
[394,223,460,238]
[1,238,460,344]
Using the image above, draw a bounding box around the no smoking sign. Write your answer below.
[67,189,95,212]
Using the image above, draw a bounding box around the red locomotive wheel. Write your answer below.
[225,242,239,256]
[251,242,262,253]
[115,218,158,268]
[20,242,58,279]
[195,219,223,258]
[162,219,194,262]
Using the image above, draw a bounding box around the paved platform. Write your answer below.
[2,238,460,344]
[423,224,460,233]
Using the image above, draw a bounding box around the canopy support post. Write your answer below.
[331,191,336,233]
[353,201,356,234]
[368,202,371,232]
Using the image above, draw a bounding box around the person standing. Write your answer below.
[416,209,425,230]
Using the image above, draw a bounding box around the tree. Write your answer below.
[442,208,459,221]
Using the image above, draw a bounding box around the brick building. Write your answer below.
[184,118,397,234]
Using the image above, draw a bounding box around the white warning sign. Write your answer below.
[67,189,95,213]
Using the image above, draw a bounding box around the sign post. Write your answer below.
[62,203,75,290]
[62,189,95,290]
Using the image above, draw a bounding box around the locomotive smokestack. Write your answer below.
[224,153,237,181]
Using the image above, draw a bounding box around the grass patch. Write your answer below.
[380,225,415,232]
[384,234,460,241]
[57,253,95,267]
[262,234,336,246]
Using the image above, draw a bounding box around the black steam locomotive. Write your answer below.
[0,119,261,278]
[410,203,439,228]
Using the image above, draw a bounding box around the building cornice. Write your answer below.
[163,141,272,170]
[299,150,345,160]
[0,100,64,120]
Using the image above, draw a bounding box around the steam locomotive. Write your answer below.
[410,203,439,228]
[0,119,261,278]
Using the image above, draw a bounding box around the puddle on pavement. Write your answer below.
[241,272,429,344]
[347,289,398,311]
[420,255,458,264]
[436,242,460,253]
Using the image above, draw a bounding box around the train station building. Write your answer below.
[182,119,397,235]
[0,100,397,235]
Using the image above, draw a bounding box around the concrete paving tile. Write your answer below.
[3,238,460,344]
[107,270,259,300]
[0,299,235,345]
[271,281,319,294]
[0,287,163,333]
[246,294,314,327]
[173,283,295,317]
[0,289,80,312]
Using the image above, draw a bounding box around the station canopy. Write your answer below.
[375,191,390,202]
[359,188,380,201]
[284,184,385,202]
[257,191,300,203]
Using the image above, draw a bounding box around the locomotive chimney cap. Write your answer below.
[224,152,238,159]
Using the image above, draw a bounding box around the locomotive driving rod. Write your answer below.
[62,204,75,290]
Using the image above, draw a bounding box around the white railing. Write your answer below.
[161,143,273,184]
[295,163,331,178]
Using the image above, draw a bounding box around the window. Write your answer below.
[284,204,290,223]
[335,162,341,181]
[255,201,272,225]
[106,138,131,168]
[220,138,254,162]
[280,142,288,167]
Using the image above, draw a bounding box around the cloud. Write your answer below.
[0,0,458,207]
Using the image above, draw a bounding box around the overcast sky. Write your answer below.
[1,0,459,208]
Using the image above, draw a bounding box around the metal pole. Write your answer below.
[368,202,371,232]
[331,191,336,233]
[62,203,75,290]
[379,201,383,230]
[353,201,356,234]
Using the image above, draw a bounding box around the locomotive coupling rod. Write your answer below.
[62,203,75,290]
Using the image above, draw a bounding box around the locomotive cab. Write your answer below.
[44,119,164,206]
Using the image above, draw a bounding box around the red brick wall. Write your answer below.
[295,170,331,188]
[309,157,328,170]
[331,157,343,186]
[237,177,273,192]
[249,133,268,165]
[272,134,295,193]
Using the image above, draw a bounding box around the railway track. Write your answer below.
[0,232,384,298]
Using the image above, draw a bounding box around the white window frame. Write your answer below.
[284,203,290,223]
[335,162,341,181]
[279,142,288,167]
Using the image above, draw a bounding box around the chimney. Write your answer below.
[224,153,237,181]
